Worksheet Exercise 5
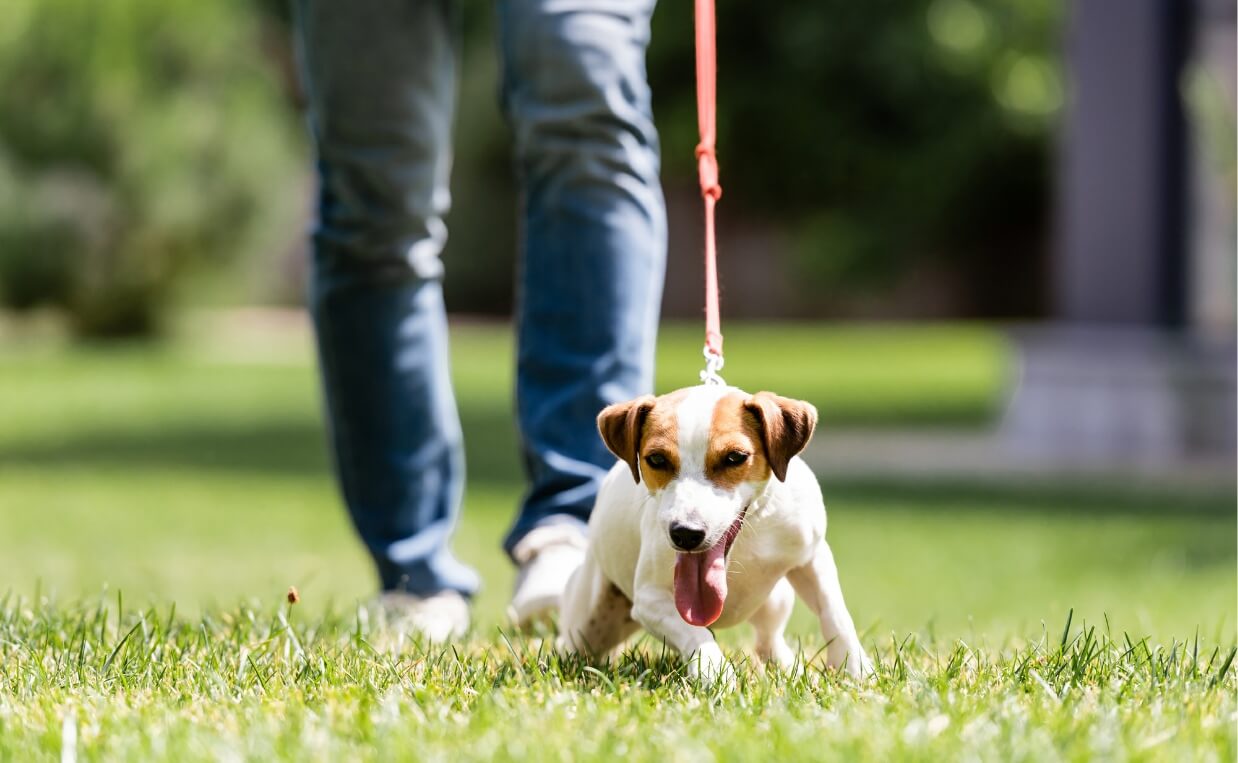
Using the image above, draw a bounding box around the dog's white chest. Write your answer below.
[710,506,819,628]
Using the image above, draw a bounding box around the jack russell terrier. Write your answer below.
[557,384,871,682]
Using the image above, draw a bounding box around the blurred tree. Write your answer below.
[0,0,1065,329]
[248,0,1064,319]
[0,0,304,337]
[648,0,1063,316]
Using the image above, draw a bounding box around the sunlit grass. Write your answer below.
[0,600,1232,761]
[0,318,1233,760]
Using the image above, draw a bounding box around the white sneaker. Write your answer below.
[507,524,587,626]
[376,590,470,643]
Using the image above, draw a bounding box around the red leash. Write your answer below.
[695,0,725,385]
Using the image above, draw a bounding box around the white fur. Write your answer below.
[558,385,871,684]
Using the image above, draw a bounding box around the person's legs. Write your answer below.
[293,0,479,599]
[497,0,667,556]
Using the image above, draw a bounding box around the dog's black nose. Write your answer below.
[669,522,707,551]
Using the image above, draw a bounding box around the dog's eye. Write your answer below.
[645,453,669,469]
[723,451,749,466]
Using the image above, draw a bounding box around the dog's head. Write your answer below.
[597,385,817,626]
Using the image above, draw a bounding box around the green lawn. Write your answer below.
[0,319,1233,760]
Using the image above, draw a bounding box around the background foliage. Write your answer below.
[0,0,305,337]
[0,0,1062,335]
[647,0,1062,315]
[446,0,1066,316]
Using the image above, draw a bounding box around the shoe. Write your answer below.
[507,524,588,626]
[375,589,469,643]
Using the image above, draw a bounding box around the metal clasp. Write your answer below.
[699,345,726,386]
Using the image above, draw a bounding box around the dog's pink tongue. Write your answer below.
[673,543,728,627]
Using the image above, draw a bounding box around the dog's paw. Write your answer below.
[857,652,876,679]
[757,639,798,674]
[826,640,876,680]
[844,647,876,680]
[686,643,735,688]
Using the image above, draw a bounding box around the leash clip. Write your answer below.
[699,345,726,386]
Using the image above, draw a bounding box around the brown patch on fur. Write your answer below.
[597,395,656,482]
[706,392,773,489]
[635,389,690,490]
[743,391,818,481]
[573,579,638,655]
[598,389,691,488]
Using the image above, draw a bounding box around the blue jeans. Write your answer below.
[293,0,665,596]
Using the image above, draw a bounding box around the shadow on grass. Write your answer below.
[3,405,1231,521]
[0,405,525,486]
[0,419,331,476]
[822,477,1236,518]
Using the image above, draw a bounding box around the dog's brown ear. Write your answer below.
[597,395,657,483]
[744,392,817,482]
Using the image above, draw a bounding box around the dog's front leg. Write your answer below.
[786,541,873,678]
[631,586,733,686]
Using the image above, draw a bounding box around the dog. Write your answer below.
[557,384,871,683]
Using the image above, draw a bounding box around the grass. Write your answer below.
[1,602,1234,760]
[0,317,1234,760]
